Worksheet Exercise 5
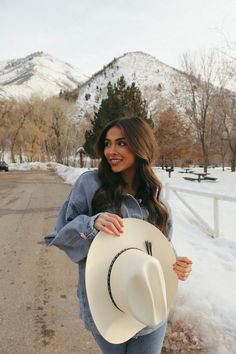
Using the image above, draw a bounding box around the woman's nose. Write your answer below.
[109,144,117,154]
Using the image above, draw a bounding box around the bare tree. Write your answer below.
[45,97,77,164]
[0,100,16,159]
[0,100,11,126]
[7,100,33,162]
[0,95,83,164]
[180,50,221,172]
[21,97,48,162]
[215,52,236,171]
[218,92,236,171]
[217,130,230,171]
[155,107,193,167]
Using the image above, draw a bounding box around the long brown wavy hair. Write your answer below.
[91,117,169,236]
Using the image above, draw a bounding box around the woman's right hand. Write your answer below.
[94,212,124,236]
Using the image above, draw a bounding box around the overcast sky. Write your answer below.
[1,0,235,75]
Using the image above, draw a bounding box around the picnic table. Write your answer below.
[184,168,193,173]
[194,172,209,182]
[179,168,193,174]
[166,167,174,178]
[183,172,218,183]
[202,176,218,181]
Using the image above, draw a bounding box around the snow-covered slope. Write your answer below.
[76,51,187,120]
[0,52,89,100]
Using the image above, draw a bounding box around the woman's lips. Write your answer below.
[109,159,122,166]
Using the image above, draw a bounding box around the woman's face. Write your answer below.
[104,126,136,177]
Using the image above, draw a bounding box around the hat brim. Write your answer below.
[85,218,178,344]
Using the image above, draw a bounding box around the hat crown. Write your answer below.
[110,249,168,326]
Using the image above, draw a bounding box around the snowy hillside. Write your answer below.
[0,52,89,100]
[76,51,187,121]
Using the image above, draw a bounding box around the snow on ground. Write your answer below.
[153,167,236,353]
[9,162,236,353]
[8,162,49,171]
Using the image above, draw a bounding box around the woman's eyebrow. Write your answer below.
[105,137,125,141]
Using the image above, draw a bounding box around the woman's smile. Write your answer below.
[109,158,122,165]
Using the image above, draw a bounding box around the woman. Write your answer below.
[45,116,192,354]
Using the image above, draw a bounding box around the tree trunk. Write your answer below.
[0,146,5,160]
[11,146,16,163]
[220,153,225,171]
[160,156,165,169]
[55,136,63,164]
[79,152,84,168]
[19,146,23,163]
[44,140,51,161]
[203,154,208,172]
[231,153,236,172]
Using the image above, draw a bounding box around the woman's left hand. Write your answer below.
[173,256,192,281]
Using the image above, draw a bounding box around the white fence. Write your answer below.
[164,183,236,238]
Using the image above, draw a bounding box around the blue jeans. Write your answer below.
[92,322,167,354]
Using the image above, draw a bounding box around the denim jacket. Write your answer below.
[44,170,173,337]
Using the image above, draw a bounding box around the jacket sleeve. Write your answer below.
[44,172,100,263]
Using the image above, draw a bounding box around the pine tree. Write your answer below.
[84,76,152,157]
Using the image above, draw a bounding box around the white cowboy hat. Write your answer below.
[85,218,178,344]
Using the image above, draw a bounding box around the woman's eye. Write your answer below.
[104,141,110,148]
[118,140,126,146]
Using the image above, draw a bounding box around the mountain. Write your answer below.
[76,51,187,121]
[0,51,89,100]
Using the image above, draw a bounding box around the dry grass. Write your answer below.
[162,320,209,354]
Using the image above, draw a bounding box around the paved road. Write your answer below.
[0,169,101,354]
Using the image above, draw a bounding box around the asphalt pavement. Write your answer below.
[0,169,100,354]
